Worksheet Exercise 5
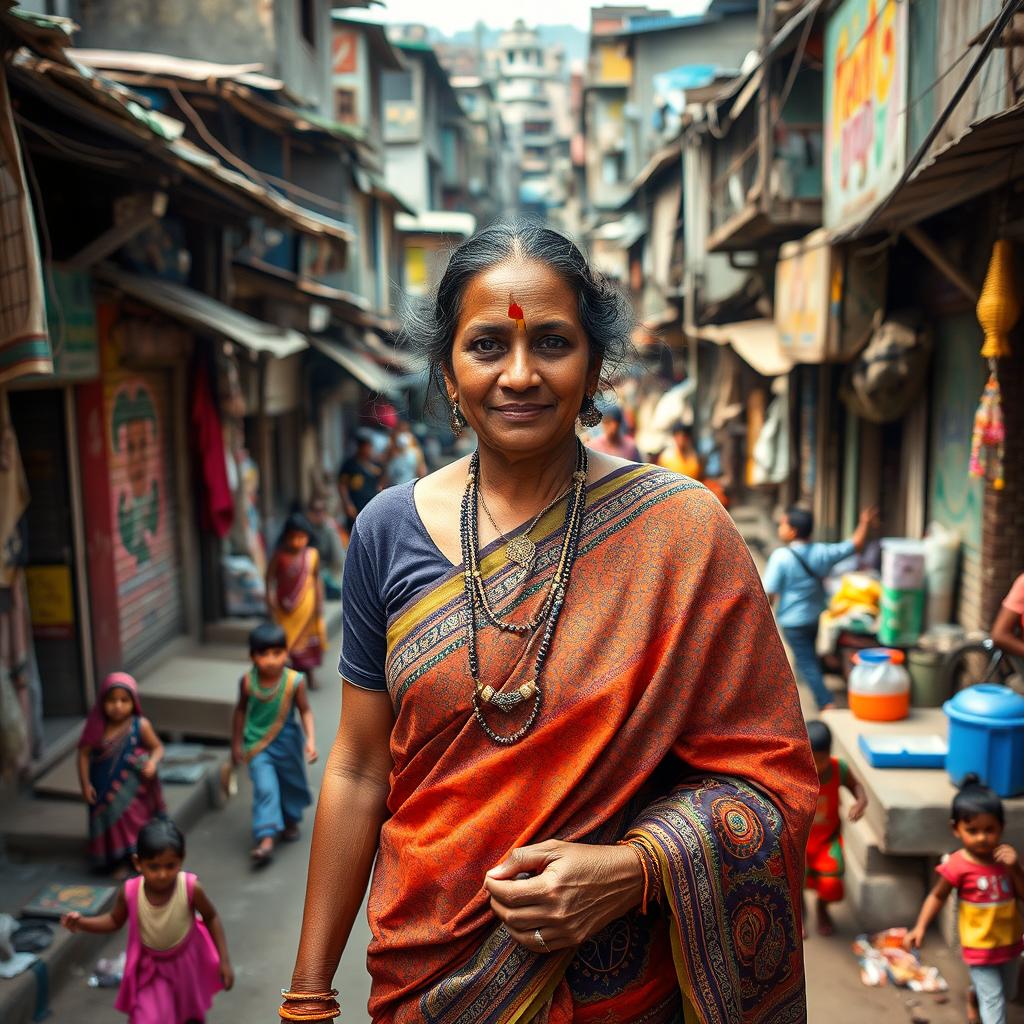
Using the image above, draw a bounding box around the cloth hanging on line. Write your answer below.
[0,72,51,385]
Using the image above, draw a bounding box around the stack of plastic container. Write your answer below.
[878,539,926,647]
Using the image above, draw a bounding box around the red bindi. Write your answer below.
[507,295,526,329]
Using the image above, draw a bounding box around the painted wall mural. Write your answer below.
[111,382,160,566]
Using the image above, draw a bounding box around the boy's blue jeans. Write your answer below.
[782,624,833,710]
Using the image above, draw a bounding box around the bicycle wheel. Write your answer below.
[938,640,1010,698]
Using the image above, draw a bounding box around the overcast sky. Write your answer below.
[347,0,711,35]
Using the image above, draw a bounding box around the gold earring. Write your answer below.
[578,393,602,428]
[449,400,466,437]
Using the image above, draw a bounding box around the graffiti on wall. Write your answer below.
[824,0,907,229]
[110,380,161,567]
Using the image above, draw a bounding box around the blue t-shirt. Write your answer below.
[762,540,855,628]
[339,483,453,691]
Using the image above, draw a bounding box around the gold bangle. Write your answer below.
[281,989,339,1002]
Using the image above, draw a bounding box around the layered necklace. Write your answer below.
[459,440,589,745]
[478,481,571,571]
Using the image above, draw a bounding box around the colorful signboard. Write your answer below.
[776,228,887,362]
[824,0,908,230]
[45,269,98,380]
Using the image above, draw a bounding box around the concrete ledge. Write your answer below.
[844,834,927,932]
[2,756,224,859]
[827,709,1024,855]
[840,794,923,878]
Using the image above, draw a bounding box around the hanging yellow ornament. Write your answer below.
[976,239,1018,359]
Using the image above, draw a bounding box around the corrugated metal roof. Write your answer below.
[69,50,287,92]
[9,53,354,246]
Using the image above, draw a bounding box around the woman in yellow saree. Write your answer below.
[282,224,817,1024]
[267,514,327,689]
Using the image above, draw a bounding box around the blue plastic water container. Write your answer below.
[943,685,1024,797]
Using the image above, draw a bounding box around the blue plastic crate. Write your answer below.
[858,733,947,769]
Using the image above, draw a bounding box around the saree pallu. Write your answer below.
[367,466,817,1024]
[272,547,326,671]
[88,716,166,868]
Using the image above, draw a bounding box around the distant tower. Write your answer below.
[494,20,568,218]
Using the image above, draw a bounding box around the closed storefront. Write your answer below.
[79,304,189,675]
[104,366,185,666]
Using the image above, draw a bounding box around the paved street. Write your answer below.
[45,678,376,1023]
[40,666,1021,1024]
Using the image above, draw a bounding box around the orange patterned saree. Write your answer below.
[366,466,817,1023]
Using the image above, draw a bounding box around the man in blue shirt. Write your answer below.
[763,506,877,710]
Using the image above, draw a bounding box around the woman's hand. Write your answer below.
[483,840,644,953]
[81,784,96,805]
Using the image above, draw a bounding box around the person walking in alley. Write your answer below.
[383,419,428,487]
[281,222,816,1023]
[585,404,640,461]
[306,497,345,601]
[763,505,878,711]
[61,817,233,1023]
[804,721,868,937]
[232,622,316,866]
[337,432,383,528]
[267,513,326,690]
[77,672,166,877]
[905,775,1024,1024]
[656,420,702,477]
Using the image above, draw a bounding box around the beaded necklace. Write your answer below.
[460,440,588,744]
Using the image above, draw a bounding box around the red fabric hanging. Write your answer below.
[190,357,234,539]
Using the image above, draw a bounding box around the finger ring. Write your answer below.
[534,928,549,953]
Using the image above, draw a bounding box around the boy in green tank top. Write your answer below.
[231,622,317,865]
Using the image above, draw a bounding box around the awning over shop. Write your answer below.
[96,266,308,358]
[591,213,646,248]
[623,140,681,204]
[308,334,404,397]
[69,50,288,92]
[839,96,1024,240]
[698,319,793,377]
[396,210,476,237]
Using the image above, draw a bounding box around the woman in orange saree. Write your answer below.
[283,224,816,1024]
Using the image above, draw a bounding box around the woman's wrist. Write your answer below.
[608,842,646,913]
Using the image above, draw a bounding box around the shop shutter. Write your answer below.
[105,369,185,668]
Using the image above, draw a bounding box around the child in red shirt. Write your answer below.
[906,774,1024,1024]
[804,721,868,936]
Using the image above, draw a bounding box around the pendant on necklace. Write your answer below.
[505,534,537,570]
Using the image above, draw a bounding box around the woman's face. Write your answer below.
[446,258,600,458]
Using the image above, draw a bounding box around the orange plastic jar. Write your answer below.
[848,648,910,722]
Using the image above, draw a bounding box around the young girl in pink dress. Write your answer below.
[62,818,233,1023]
